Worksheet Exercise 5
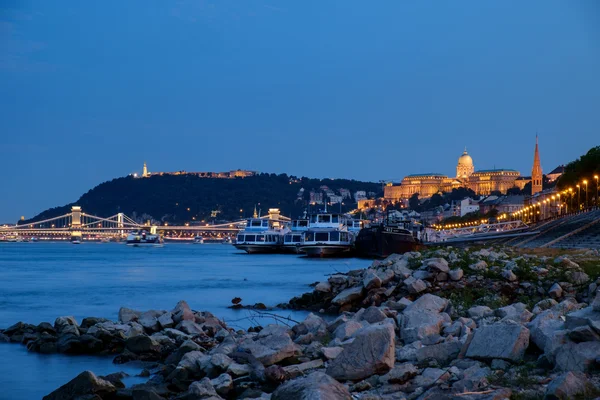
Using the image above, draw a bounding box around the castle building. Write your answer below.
[384,147,524,201]
[531,136,543,195]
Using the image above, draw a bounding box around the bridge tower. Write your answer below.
[531,135,543,195]
[117,213,124,236]
[71,206,83,239]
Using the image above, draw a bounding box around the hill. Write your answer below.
[22,173,381,224]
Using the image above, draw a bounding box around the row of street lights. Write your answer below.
[512,175,599,222]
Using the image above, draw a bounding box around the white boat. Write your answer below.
[126,230,163,247]
[282,219,309,253]
[193,235,204,244]
[222,237,232,244]
[234,218,288,253]
[299,213,355,257]
[71,235,82,244]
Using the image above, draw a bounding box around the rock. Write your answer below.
[384,297,412,311]
[554,341,600,372]
[322,346,344,360]
[449,268,464,281]
[413,367,450,388]
[210,373,233,396]
[272,372,351,400]
[327,323,395,381]
[567,271,589,285]
[238,325,300,366]
[292,313,327,338]
[158,312,174,329]
[377,269,395,285]
[210,353,232,371]
[283,359,324,378]
[549,283,563,299]
[132,388,166,400]
[315,281,331,293]
[400,311,449,344]
[139,312,161,333]
[533,299,558,314]
[405,294,448,314]
[126,335,161,354]
[178,378,218,399]
[176,320,204,335]
[424,258,449,273]
[404,277,427,294]
[172,300,195,324]
[384,363,418,384]
[42,371,116,400]
[332,286,364,306]
[452,364,492,392]
[496,303,533,323]
[119,307,141,324]
[54,316,79,336]
[545,371,599,399]
[416,340,462,365]
[469,260,488,271]
[227,362,252,377]
[491,359,511,370]
[465,322,530,362]
[333,320,363,341]
[565,306,600,331]
[468,306,494,319]
[592,290,600,312]
[569,325,600,342]
[502,269,518,282]
[0,333,9,342]
[328,274,348,285]
[357,306,387,324]
[363,269,382,290]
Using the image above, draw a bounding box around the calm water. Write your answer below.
[0,242,368,400]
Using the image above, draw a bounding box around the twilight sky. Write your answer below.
[1,1,599,222]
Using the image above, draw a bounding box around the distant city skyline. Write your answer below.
[1,1,599,221]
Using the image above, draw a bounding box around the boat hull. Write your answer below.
[355,227,418,258]
[299,244,353,257]
[126,241,163,247]
[234,244,279,254]
[281,244,303,254]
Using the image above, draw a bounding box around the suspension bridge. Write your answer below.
[0,206,243,241]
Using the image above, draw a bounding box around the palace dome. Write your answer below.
[458,149,473,167]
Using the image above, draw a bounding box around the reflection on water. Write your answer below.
[0,242,369,399]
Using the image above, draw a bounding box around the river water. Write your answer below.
[0,242,368,399]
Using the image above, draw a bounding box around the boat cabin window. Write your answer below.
[318,215,331,223]
[245,234,256,242]
[340,232,348,242]
[305,232,314,241]
[237,234,244,242]
[293,234,302,242]
[256,235,265,242]
[332,215,339,223]
[293,220,309,228]
[315,232,329,241]
[330,231,340,241]
[250,220,262,227]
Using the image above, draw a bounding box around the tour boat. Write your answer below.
[70,234,82,245]
[355,212,421,258]
[193,235,204,244]
[222,237,232,244]
[281,219,309,253]
[234,218,288,253]
[126,230,163,247]
[299,213,355,257]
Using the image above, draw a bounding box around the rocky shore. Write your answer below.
[2,246,600,399]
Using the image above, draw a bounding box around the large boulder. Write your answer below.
[54,316,79,336]
[554,341,600,372]
[400,311,449,344]
[119,307,141,324]
[545,371,599,399]
[465,322,529,362]
[363,269,382,290]
[238,325,300,366]
[42,371,116,400]
[172,300,195,324]
[326,323,395,381]
[272,372,351,400]
[332,286,364,306]
[126,335,161,354]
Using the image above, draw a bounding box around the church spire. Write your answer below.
[531,135,542,195]
[142,161,148,178]
[253,205,258,218]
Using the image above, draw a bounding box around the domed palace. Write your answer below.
[384,147,526,201]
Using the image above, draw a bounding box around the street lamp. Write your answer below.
[569,188,574,213]
[583,180,588,209]
[595,175,599,208]
[576,184,581,210]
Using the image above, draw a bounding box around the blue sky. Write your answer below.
[1,0,599,221]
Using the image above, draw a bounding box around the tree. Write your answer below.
[557,146,600,190]
[409,193,421,211]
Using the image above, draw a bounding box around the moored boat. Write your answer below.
[299,213,354,257]
[234,218,287,253]
[193,235,204,244]
[355,211,421,258]
[126,230,163,247]
[281,219,309,253]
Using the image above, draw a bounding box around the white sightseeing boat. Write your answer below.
[126,230,163,247]
[299,213,355,257]
[193,235,204,244]
[282,219,309,253]
[234,218,288,253]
